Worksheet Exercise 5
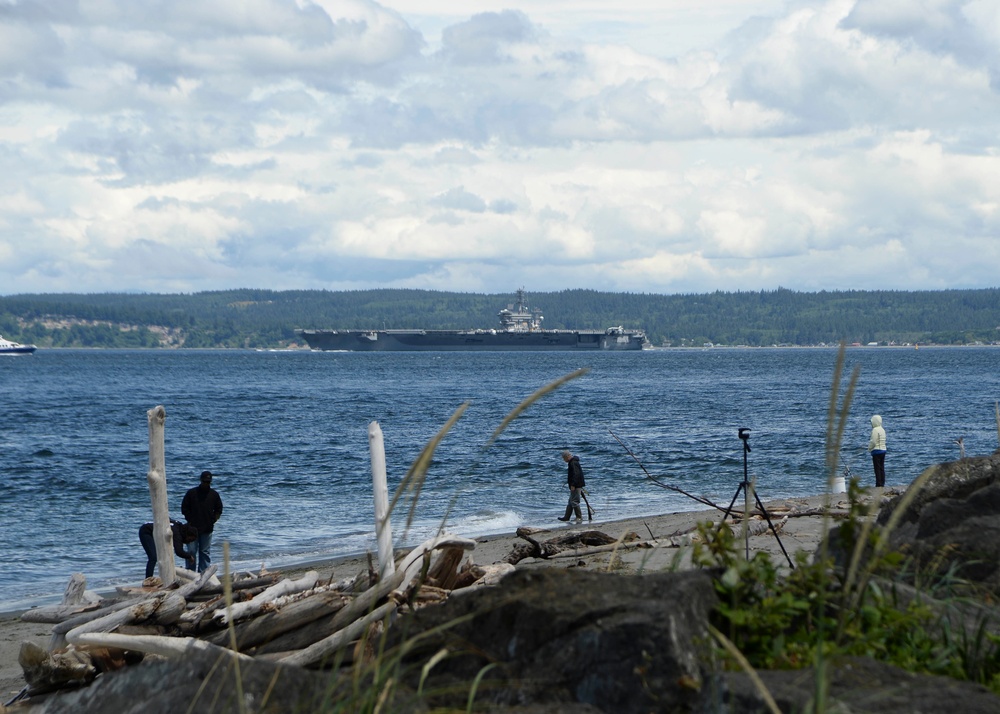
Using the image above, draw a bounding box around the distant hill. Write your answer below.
[2,287,999,348]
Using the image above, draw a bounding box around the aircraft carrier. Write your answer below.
[298,290,646,352]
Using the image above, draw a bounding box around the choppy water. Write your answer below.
[2,346,998,610]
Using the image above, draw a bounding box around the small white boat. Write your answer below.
[0,334,37,355]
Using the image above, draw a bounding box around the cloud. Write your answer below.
[1,0,998,296]
[439,10,537,66]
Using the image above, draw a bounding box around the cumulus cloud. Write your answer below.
[0,0,998,295]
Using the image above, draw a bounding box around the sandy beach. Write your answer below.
[0,491,851,703]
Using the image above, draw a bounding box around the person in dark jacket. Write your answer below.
[558,450,586,522]
[139,519,197,578]
[181,470,224,572]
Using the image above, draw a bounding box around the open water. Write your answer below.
[2,346,999,611]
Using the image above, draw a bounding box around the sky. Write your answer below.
[2,0,999,297]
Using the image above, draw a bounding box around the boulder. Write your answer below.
[877,450,1000,596]
[389,568,718,712]
[724,657,1000,714]
[27,649,337,714]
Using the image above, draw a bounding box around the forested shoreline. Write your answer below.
[2,287,999,349]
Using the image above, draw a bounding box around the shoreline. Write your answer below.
[0,491,861,702]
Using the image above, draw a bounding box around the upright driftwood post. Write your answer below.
[368,421,395,580]
[146,406,176,585]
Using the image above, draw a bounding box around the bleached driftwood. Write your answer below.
[56,536,468,671]
[747,515,788,537]
[51,599,140,637]
[51,565,213,648]
[424,546,467,589]
[465,563,515,588]
[723,506,848,520]
[176,597,227,630]
[369,421,395,581]
[65,593,187,646]
[397,533,476,575]
[279,600,397,668]
[18,642,99,695]
[146,405,177,586]
[542,541,647,560]
[62,573,91,606]
[195,574,278,596]
[271,533,474,666]
[20,574,102,624]
[204,589,348,651]
[69,631,253,664]
[21,602,101,623]
[212,570,320,625]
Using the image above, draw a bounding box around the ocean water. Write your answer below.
[1,346,998,611]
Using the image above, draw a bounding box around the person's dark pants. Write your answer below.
[871,451,886,488]
[139,526,157,578]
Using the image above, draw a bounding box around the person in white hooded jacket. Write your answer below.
[868,415,887,487]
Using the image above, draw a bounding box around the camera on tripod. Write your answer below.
[718,425,793,567]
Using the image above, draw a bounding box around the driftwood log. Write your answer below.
[212,570,320,625]
[20,574,102,624]
[369,421,396,581]
[17,642,123,695]
[504,528,639,565]
[203,589,348,651]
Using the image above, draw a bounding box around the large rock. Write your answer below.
[724,657,1000,714]
[878,449,1000,526]
[26,649,337,714]
[877,449,1000,596]
[389,568,719,712]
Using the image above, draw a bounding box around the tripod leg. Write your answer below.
[720,483,744,523]
[716,483,748,559]
[752,490,795,569]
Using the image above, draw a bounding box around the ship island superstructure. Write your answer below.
[298,289,646,352]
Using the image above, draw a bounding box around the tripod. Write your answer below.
[719,429,794,568]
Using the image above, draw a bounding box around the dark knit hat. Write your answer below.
[200,470,213,482]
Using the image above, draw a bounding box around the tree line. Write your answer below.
[1,287,999,349]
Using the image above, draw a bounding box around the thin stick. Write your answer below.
[580,488,595,520]
[609,429,726,513]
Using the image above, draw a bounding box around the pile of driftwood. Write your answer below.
[12,509,825,701]
[13,519,676,700]
[15,532,516,700]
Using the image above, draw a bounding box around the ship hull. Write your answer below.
[298,329,645,352]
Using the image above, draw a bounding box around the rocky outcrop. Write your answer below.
[389,568,718,712]
[26,650,333,714]
[877,449,1000,596]
[726,657,1000,714]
